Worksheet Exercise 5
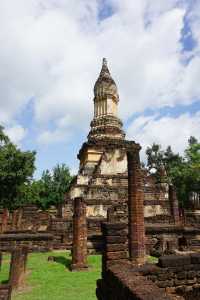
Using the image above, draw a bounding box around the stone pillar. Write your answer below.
[127,150,145,265]
[169,185,180,225]
[9,246,28,289]
[71,197,88,271]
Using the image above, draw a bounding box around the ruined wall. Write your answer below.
[97,255,200,300]
[0,233,53,252]
[70,141,172,233]
[0,205,73,250]
[142,255,200,298]
[97,219,200,300]
[97,263,173,300]
[0,285,11,300]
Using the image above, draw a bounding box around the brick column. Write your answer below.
[1,208,9,233]
[11,210,18,230]
[9,246,28,289]
[169,185,180,225]
[0,252,2,271]
[127,150,145,265]
[101,222,128,273]
[71,197,88,271]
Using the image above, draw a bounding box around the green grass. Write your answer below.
[147,256,158,264]
[0,251,101,300]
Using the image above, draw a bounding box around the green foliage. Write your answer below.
[27,164,73,210]
[17,180,44,207]
[146,136,200,207]
[0,125,9,145]
[0,126,36,210]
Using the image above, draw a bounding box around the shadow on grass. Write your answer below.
[54,256,72,270]
[1,280,9,284]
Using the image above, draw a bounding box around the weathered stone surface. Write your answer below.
[0,232,53,252]
[106,251,128,260]
[191,253,200,264]
[157,280,174,288]
[71,198,88,271]
[9,246,28,289]
[0,284,12,300]
[106,236,127,244]
[127,150,145,264]
[158,255,191,268]
[97,262,173,300]
[106,244,127,252]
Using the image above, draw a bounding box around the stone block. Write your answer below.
[165,287,176,294]
[187,270,197,279]
[174,279,186,286]
[158,255,191,268]
[196,270,200,277]
[106,251,128,260]
[158,272,174,281]
[186,278,196,285]
[106,244,127,252]
[148,275,157,282]
[106,236,127,244]
[177,271,187,280]
[156,280,174,288]
[191,253,200,264]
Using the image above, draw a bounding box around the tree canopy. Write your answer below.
[0,126,36,210]
[19,164,73,210]
[145,136,200,207]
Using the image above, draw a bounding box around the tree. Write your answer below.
[145,137,200,207]
[0,126,36,210]
[0,126,9,145]
[146,143,164,172]
[34,164,73,210]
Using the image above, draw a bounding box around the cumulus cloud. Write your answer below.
[37,114,73,144]
[5,125,27,146]
[127,112,200,160]
[0,0,200,145]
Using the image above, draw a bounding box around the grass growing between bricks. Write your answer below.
[0,251,101,300]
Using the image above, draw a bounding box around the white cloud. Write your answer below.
[37,128,70,145]
[127,112,200,160]
[0,0,199,145]
[5,125,27,146]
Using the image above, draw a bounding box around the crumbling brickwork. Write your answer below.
[97,262,172,300]
[127,150,145,264]
[0,232,53,252]
[0,285,11,300]
[101,222,128,273]
[9,246,28,289]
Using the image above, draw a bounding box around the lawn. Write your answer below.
[0,251,101,300]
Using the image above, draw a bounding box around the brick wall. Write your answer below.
[97,262,172,300]
[0,285,11,300]
[141,254,200,298]
[0,233,53,252]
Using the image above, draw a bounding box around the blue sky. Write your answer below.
[0,0,200,178]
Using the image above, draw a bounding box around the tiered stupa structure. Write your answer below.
[88,58,125,141]
[69,59,172,245]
